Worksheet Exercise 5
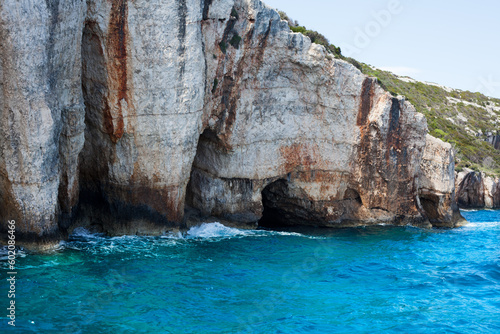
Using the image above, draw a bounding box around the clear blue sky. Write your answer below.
[263,0,500,98]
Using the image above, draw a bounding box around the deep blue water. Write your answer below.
[1,210,499,333]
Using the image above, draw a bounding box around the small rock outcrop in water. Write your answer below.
[456,169,500,209]
[0,0,464,244]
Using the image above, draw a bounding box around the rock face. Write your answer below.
[418,135,465,227]
[77,0,206,234]
[0,0,87,241]
[456,168,500,209]
[0,0,464,243]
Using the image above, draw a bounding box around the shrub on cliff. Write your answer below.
[278,10,298,27]
[230,34,242,48]
[344,57,362,71]
[278,9,342,58]
[361,64,500,175]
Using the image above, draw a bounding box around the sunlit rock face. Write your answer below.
[77,0,207,234]
[0,0,463,243]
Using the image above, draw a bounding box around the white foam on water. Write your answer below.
[49,223,327,255]
[109,235,144,241]
[0,246,27,261]
[160,231,184,239]
[184,223,326,240]
[70,227,104,239]
[460,221,500,229]
[272,231,313,238]
[186,222,254,239]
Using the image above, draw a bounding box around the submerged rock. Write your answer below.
[0,0,464,244]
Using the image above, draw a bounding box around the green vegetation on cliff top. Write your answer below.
[360,66,500,176]
[278,10,500,176]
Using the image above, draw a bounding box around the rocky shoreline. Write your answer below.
[1,0,465,247]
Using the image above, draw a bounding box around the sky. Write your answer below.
[263,0,500,99]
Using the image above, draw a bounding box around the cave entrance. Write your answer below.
[259,178,317,228]
[184,128,225,220]
[259,181,365,228]
[419,193,440,222]
[259,179,290,228]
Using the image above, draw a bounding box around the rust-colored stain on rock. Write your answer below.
[357,77,376,178]
[131,185,184,223]
[105,0,129,143]
[280,143,318,173]
[357,77,391,211]
[356,78,418,215]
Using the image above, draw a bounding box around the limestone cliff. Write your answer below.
[0,0,86,240]
[0,0,463,244]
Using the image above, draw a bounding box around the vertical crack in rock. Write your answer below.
[178,0,187,80]
[202,0,213,20]
[221,12,238,43]
[253,20,272,66]
[81,20,109,179]
[106,0,129,143]
[387,98,402,164]
[387,98,415,214]
[387,98,403,205]
[215,17,272,145]
[45,0,61,95]
[357,77,374,127]
[219,75,238,142]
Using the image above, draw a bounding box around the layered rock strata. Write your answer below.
[0,0,464,244]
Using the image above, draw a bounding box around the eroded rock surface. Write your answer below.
[0,0,464,243]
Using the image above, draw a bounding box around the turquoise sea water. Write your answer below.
[1,210,499,333]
